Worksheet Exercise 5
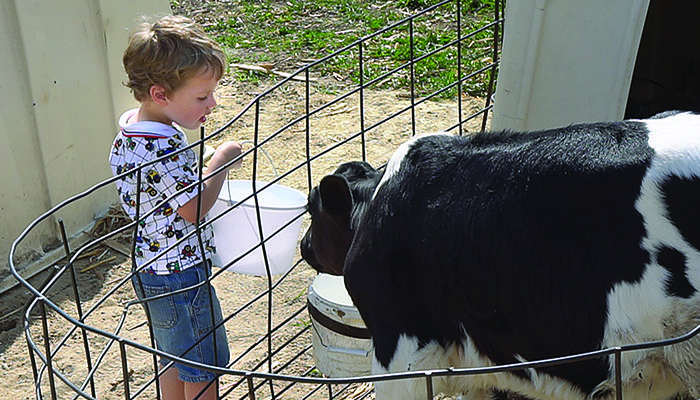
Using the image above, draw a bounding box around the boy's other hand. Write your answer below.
[211,141,243,170]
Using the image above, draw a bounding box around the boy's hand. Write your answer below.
[209,141,243,170]
[178,141,243,223]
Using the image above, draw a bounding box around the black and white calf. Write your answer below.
[301,111,700,400]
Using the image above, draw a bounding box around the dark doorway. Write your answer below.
[625,0,700,119]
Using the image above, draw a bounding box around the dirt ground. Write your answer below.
[1,73,489,399]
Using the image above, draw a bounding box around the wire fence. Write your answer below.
[12,1,699,400]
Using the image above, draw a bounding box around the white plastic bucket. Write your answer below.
[209,180,307,276]
[307,273,373,377]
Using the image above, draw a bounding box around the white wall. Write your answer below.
[492,0,651,131]
[1,0,169,282]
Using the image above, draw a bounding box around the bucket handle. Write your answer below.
[240,140,279,178]
[223,140,280,205]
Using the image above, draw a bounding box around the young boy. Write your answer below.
[109,15,240,400]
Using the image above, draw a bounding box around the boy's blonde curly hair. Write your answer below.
[123,15,226,102]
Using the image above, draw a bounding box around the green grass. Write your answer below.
[177,0,499,99]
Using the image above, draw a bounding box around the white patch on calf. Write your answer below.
[374,132,452,199]
[642,112,700,293]
[600,265,683,399]
[644,112,700,180]
[373,335,586,400]
[661,298,700,397]
[600,112,700,399]
[372,335,499,400]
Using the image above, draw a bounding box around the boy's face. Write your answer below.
[162,67,219,130]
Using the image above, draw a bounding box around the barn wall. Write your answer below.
[0,0,169,287]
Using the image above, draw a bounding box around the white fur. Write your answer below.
[597,112,700,400]
[373,132,452,199]
[373,336,586,400]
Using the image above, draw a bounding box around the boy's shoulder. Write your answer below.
[111,109,190,168]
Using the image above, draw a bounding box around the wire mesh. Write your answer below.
[11,2,699,400]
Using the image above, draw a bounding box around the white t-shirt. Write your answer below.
[109,109,215,274]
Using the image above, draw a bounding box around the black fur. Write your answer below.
[304,120,662,395]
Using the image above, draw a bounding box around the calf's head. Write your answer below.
[301,161,382,275]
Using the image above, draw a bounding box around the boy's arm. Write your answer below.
[177,141,242,223]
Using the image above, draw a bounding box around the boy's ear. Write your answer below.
[149,85,168,105]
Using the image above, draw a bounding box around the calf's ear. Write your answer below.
[319,175,353,218]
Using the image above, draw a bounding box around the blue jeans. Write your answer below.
[132,261,230,382]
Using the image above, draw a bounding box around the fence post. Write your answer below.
[39,300,58,400]
[425,371,435,400]
[615,348,623,400]
[246,372,257,400]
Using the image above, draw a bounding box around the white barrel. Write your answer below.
[307,273,373,377]
[209,180,307,275]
